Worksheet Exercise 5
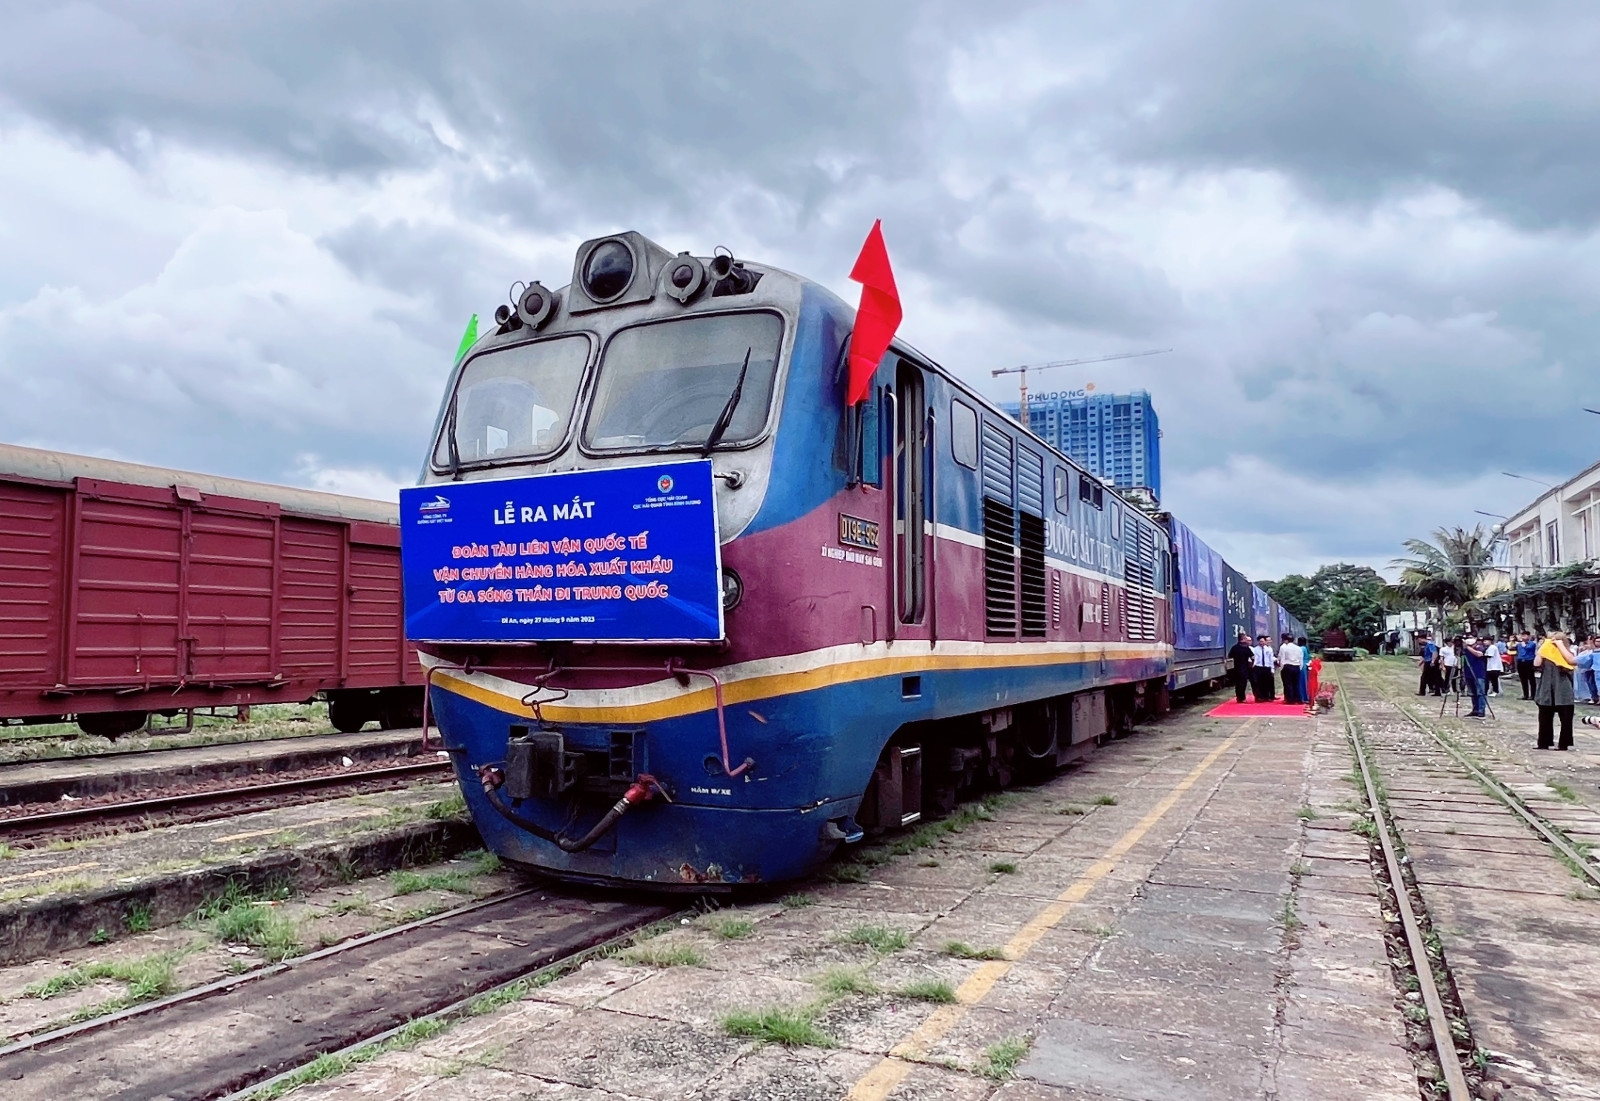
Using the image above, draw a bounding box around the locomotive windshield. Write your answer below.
[584,311,783,451]
[433,334,590,468]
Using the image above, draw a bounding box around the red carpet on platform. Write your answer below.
[1206,700,1311,718]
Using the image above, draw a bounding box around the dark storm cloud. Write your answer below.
[2,1,1598,577]
[1017,0,1600,229]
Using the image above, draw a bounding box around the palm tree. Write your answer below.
[1392,525,1497,617]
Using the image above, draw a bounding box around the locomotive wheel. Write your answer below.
[77,711,149,740]
[328,697,370,734]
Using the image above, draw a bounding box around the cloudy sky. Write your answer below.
[2,1,1598,581]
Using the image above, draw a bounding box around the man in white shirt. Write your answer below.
[1485,637,1505,696]
[1278,633,1305,704]
[1252,635,1277,702]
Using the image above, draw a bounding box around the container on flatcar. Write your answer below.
[0,444,422,737]
[1222,563,1253,649]
[1156,514,1229,692]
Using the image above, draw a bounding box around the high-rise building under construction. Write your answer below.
[1000,389,1161,504]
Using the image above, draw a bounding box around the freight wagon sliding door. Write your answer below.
[344,522,411,687]
[0,482,67,692]
[185,496,277,682]
[278,519,343,683]
[67,480,278,687]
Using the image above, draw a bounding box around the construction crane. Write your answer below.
[991,349,1172,423]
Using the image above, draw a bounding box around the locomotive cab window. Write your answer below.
[584,311,783,452]
[433,334,592,469]
[950,399,978,469]
[1054,466,1071,513]
[1078,473,1103,509]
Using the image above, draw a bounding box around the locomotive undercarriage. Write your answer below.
[855,678,1168,835]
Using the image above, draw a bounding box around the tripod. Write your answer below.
[1440,663,1494,720]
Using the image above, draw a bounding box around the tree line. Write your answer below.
[1259,525,1497,647]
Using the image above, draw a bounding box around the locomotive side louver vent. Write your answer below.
[981,422,1017,637]
[1019,514,1046,637]
[1123,523,1159,642]
[1016,448,1046,638]
[983,498,1018,636]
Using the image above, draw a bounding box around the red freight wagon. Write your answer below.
[0,443,422,737]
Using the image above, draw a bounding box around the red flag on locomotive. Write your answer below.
[845,220,902,405]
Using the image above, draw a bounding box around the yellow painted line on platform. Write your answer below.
[845,723,1253,1100]
[0,861,100,886]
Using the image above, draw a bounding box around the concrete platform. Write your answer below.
[276,702,1423,1100]
[0,728,431,807]
[0,779,468,963]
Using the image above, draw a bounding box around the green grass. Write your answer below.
[1092,794,1118,806]
[780,893,816,908]
[708,916,755,940]
[621,942,704,968]
[390,869,476,896]
[816,967,878,996]
[824,862,868,883]
[25,953,177,1002]
[191,879,290,922]
[988,861,1017,874]
[918,857,940,867]
[1055,804,1087,816]
[465,850,502,875]
[124,902,154,934]
[889,793,1018,856]
[1547,779,1580,803]
[0,843,14,859]
[721,1005,834,1047]
[213,902,302,961]
[1277,898,1304,932]
[982,1035,1032,1079]
[244,1017,450,1100]
[840,925,910,953]
[425,792,469,820]
[897,978,957,1003]
[1297,806,1319,821]
[942,941,1007,961]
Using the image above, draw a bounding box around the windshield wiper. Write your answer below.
[701,346,752,457]
[445,399,463,480]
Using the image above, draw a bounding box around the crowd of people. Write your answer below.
[1226,632,1322,713]
[1413,628,1600,750]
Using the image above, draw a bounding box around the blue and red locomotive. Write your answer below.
[408,231,1297,888]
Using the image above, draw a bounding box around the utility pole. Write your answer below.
[991,349,1171,423]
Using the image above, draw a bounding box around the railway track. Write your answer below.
[0,885,677,1100]
[0,758,453,846]
[1337,665,1600,1100]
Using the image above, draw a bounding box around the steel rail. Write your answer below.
[213,905,688,1101]
[1357,669,1600,889]
[0,759,451,837]
[1338,684,1473,1101]
[0,727,427,766]
[0,887,542,1059]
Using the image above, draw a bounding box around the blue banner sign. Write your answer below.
[400,460,723,643]
[1252,585,1272,639]
[1168,516,1224,652]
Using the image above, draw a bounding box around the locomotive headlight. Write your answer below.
[582,239,635,302]
[721,568,744,611]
